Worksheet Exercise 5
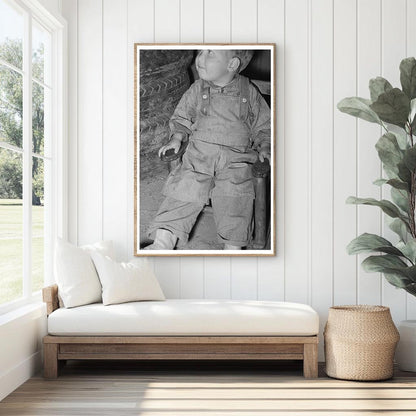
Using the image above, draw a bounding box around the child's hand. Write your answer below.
[258,147,271,163]
[158,137,182,157]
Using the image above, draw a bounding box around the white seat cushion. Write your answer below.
[47,299,319,336]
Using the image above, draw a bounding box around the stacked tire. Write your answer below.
[139,50,194,178]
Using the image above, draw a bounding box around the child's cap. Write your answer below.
[230,50,254,73]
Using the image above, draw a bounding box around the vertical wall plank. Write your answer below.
[204,0,231,42]
[155,0,180,42]
[178,0,205,298]
[257,0,285,301]
[127,0,154,56]
[382,0,406,89]
[127,0,154,263]
[77,0,103,245]
[231,258,258,299]
[103,0,128,260]
[333,0,357,305]
[180,0,203,43]
[284,0,309,304]
[204,258,231,298]
[203,0,232,298]
[180,258,204,298]
[356,0,382,305]
[153,259,181,298]
[61,0,78,245]
[407,0,416,319]
[381,0,407,323]
[230,0,257,42]
[310,0,334,360]
[152,0,181,297]
[126,0,155,288]
[229,0,258,300]
[408,0,416,58]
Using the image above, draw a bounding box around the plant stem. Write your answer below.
[409,123,416,239]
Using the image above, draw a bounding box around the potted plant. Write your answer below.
[337,57,416,372]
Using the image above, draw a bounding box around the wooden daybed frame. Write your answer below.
[42,285,319,379]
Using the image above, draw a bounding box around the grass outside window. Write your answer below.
[0,199,44,305]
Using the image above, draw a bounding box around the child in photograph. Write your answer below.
[145,49,271,250]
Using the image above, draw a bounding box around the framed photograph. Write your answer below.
[134,43,276,256]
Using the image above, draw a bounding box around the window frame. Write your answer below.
[0,0,67,315]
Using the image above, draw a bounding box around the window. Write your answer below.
[0,0,66,312]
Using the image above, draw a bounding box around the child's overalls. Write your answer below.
[149,74,258,247]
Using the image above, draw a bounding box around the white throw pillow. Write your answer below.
[81,240,115,259]
[90,252,165,306]
[54,239,114,308]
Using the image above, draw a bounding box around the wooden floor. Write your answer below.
[1,360,416,415]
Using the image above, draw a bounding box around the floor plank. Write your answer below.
[1,361,416,415]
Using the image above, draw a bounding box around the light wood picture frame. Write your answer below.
[134,43,276,256]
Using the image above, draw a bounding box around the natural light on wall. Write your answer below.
[0,0,52,308]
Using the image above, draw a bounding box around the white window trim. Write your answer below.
[0,0,67,315]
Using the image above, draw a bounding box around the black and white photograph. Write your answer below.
[134,44,275,256]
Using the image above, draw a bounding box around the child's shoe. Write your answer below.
[224,244,242,250]
[144,229,178,250]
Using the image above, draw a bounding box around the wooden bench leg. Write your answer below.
[303,343,318,379]
[44,343,59,379]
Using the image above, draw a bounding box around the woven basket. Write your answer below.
[324,305,399,381]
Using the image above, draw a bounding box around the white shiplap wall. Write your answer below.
[61,0,416,358]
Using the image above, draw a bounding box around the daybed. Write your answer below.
[42,284,320,379]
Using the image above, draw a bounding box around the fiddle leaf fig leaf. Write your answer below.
[410,98,416,137]
[391,187,409,214]
[384,166,400,180]
[403,146,416,172]
[387,179,410,191]
[402,265,416,282]
[372,178,409,191]
[404,283,416,296]
[369,77,393,102]
[383,271,412,288]
[400,57,416,100]
[347,233,403,256]
[389,179,410,190]
[406,243,416,263]
[346,196,406,219]
[389,217,410,242]
[373,178,388,186]
[361,255,416,287]
[337,97,382,125]
[397,161,412,185]
[395,130,410,150]
[397,240,416,264]
[410,98,416,125]
[370,88,410,128]
[375,132,404,173]
[362,254,408,272]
